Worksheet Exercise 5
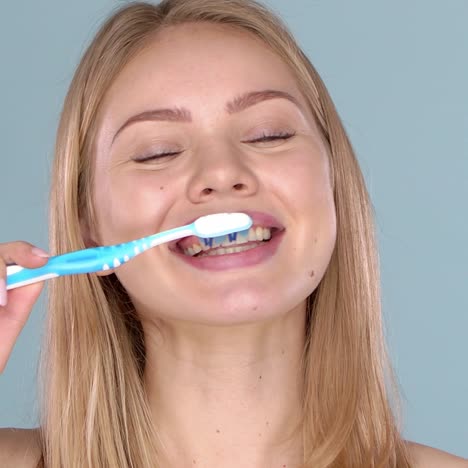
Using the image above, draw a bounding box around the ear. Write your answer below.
[80,216,116,277]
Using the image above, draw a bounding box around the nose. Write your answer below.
[186,142,259,202]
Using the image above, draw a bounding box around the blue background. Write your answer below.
[0,0,466,458]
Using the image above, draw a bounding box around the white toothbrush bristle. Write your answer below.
[194,213,252,237]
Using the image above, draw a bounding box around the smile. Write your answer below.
[180,225,276,257]
[170,226,285,272]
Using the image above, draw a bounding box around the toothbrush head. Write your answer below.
[193,213,252,238]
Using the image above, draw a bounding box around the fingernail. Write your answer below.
[31,247,50,258]
[0,278,7,307]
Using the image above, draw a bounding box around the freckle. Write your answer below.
[266,421,269,426]
[258,432,262,437]
[281,349,285,354]
[216,429,220,433]
[253,306,258,311]
[259,375,262,380]
[159,186,164,190]
[309,270,315,277]
[314,237,318,244]
[193,460,196,465]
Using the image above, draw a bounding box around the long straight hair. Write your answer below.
[39,1,413,466]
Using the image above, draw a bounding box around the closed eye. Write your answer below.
[132,150,182,162]
[246,131,296,144]
[132,131,296,162]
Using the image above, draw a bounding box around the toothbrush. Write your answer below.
[6,212,252,291]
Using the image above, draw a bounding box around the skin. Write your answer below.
[0,20,466,468]
[87,22,336,467]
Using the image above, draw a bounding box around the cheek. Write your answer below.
[281,150,336,274]
[280,147,334,211]
[94,170,173,244]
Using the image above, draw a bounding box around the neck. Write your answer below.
[142,304,306,467]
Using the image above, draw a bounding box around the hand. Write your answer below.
[0,241,49,373]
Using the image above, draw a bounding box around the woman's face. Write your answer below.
[90,23,336,325]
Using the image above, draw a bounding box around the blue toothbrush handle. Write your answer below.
[5,216,248,290]
[5,226,194,291]
[6,246,125,290]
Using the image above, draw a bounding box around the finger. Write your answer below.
[0,241,50,270]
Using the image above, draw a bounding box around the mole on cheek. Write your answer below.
[159,186,164,190]
[309,270,315,277]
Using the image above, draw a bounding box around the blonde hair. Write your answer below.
[38,0,413,466]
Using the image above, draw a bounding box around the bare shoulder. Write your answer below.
[406,440,468,467]
[0,428,42,468]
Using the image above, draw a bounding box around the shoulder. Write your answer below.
[0,428,42,468]
[406,440,468,467]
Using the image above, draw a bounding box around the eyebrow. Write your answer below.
[111,89,303,144]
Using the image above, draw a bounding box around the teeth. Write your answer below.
[182,226,273,257]
[201,243,261,257]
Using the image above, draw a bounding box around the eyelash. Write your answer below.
[133,131,296,162]
[247,131,296,144]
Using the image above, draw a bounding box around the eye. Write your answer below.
[132,150,182,163]
[246,131,296,144]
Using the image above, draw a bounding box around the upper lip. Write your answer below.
[168,209,285,251]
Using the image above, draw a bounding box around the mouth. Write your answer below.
[175,225,282,257]
[170,228,285,272]
[167,210,286,258]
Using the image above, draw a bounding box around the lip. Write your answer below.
[168,209,285,251]
[170,228,285,271]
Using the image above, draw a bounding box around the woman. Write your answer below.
[0,1,466,466]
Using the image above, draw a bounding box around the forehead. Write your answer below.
[100,22,304,120]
